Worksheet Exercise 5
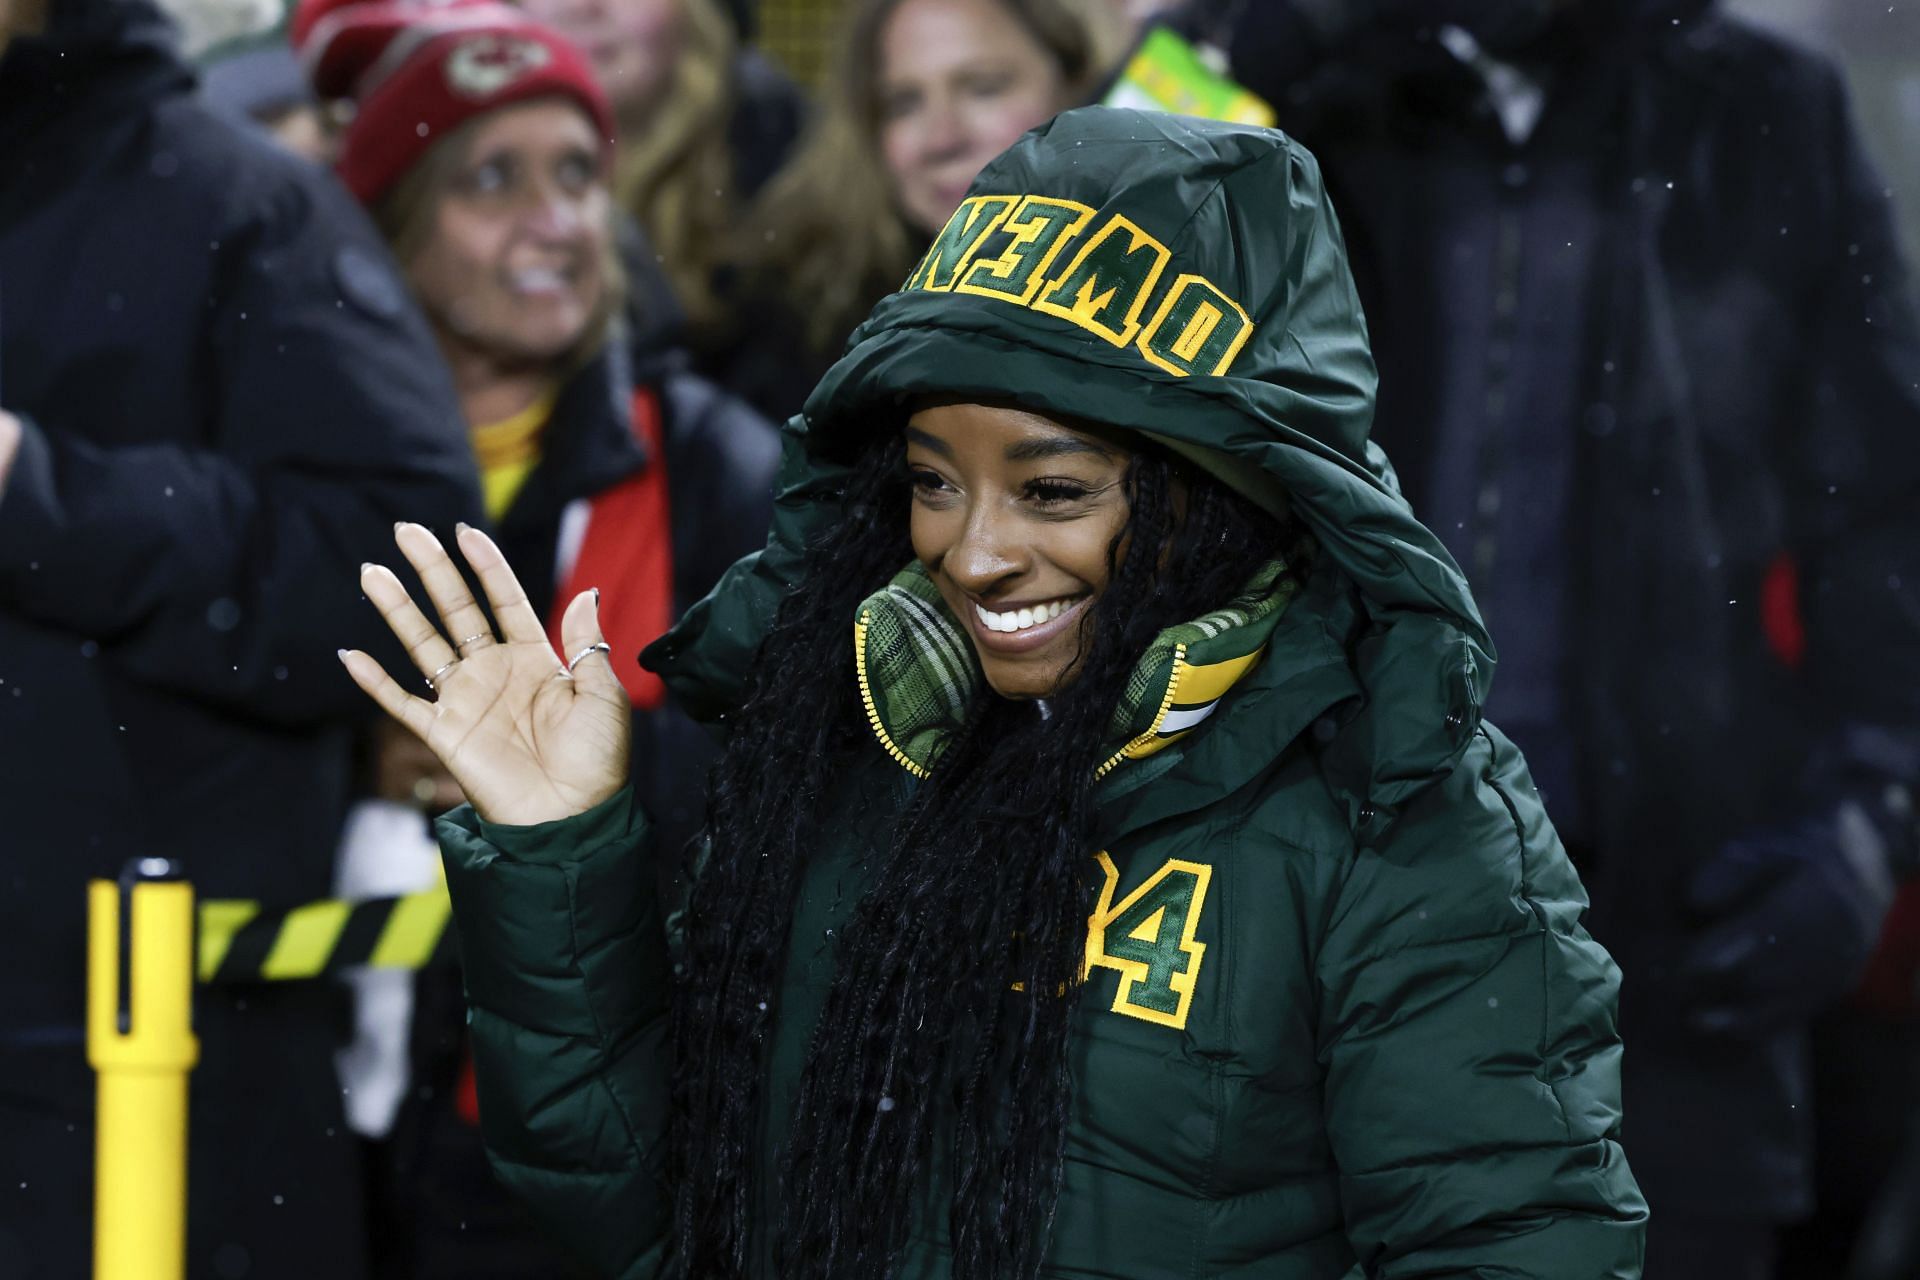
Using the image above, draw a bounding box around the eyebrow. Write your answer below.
[904,426,953,456]
[1004,435,1115,463]
[904,425,1116,463]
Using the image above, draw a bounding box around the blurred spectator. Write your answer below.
[0,0,482,1273]
[517,0,806,341]
[199,31,339,163]
[291,0,779,1270]
[710,0,1120,420]
[1181,0,1920,1275]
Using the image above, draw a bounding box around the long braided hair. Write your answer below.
[670,425,1291,1279]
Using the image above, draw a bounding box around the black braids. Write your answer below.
[788,710,1003,1271]
[787,453,1180,1276]
[669,439,914,1279]
[674,438,1293,1280]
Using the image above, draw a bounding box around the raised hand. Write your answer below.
[338,522,631,827]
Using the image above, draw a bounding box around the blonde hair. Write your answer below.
[614,0,738,332]
[735,0,1119,353]
[374,107,626,377]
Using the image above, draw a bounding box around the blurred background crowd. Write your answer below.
[1,0,1917,1276]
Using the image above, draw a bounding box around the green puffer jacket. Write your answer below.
[435,108,1647,1278]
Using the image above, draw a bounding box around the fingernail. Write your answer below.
[455,521,472,536]
[393,521,406,534]
[336,648,351,662]
[359,562,373,574]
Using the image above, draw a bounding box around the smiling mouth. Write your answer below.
[972,596,1078,633]
[508,266,576,296]
[961,593,1091,656]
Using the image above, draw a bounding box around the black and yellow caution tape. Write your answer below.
[196,885,455,984]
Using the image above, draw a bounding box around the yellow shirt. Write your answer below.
[469,387,557,522]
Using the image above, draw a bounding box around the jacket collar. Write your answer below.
[1092,558,1365,843]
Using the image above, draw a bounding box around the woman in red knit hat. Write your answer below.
[292,3,779,1272]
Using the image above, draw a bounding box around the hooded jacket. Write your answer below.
[436,109,1646,1278]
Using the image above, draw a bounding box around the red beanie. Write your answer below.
[292,0,616,206]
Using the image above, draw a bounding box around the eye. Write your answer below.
[1024,478,1096,507]
[879,86,922,123]
[460,156,514,196]
[555,150,597,194]
[908,467,955,502]
[959,68,1017,100]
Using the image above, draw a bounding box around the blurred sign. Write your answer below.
[1104,27,1275,129]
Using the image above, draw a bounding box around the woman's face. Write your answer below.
[877,0,1071,237]
[906,402,1132,700]
[519,0,684,125]
[406,99,611,366]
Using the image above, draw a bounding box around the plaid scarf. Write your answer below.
[853,558,1298,779]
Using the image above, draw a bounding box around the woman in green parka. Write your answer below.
[341,107,1648,1278]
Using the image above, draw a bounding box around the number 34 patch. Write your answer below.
[1083,853,1212,1029]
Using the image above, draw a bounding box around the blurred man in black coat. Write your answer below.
[1182,0,1920,1274]
[0,0,482,1274]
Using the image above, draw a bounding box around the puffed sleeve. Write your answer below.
[437,788,673,1279]
[1315,727,1647,1277]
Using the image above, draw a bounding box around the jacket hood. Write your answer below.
[801,107,1494,808]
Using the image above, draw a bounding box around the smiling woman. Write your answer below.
[383,100,615,375]
[341,107,1647,1278]
[712,0,1118,419]
[906,404,1141,697]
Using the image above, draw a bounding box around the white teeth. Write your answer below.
[972,598,1076,635]
[514,268,566,291]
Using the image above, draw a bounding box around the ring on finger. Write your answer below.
[426,658,460,691]
[453,631,493,655]
[567,641,611,673]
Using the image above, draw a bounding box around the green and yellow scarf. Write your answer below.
[853,558,1299,780]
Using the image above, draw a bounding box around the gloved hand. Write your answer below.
[1677,800,1898,1039]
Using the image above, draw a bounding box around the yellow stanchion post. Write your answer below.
[88,859,198,1280]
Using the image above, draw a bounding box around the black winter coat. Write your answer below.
[0,0,482,1274]
[1213,0,1920,1222]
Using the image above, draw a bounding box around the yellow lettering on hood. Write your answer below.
[904,195,1253,378]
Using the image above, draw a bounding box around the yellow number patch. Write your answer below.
[1083,852,1212,1029]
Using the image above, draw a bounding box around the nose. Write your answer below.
[915,96,970,165]
[521,187,586,241]
[945,499,1026,598]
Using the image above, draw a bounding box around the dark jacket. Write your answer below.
[1207,0,1920,1220]
[0,0,481,1273]
[485,340,781,866]
[438,109,1646,1278]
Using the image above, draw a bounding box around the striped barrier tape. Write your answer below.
[196,884,455,984]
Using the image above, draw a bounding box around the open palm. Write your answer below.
[339,522,631,827]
